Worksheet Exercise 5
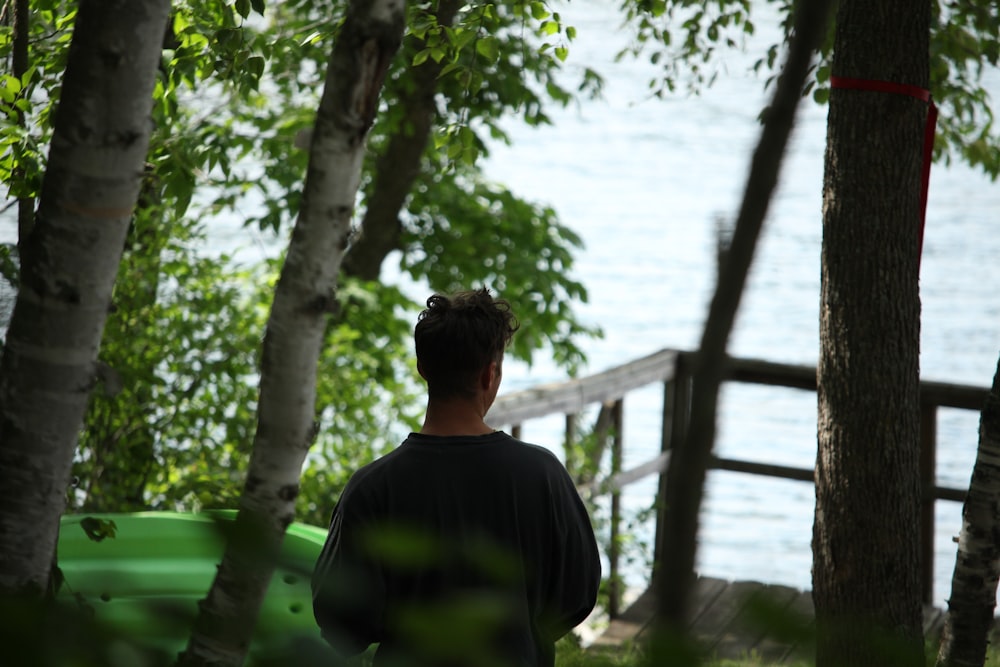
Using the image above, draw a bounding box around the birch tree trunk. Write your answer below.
[936,355,1000,667]
[814,1,930,665]
[0,0,170,597]
[176,1,406,664]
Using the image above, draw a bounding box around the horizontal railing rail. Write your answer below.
[488,349,679,426]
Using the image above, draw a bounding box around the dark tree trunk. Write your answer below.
[936,355,1000,667]
[0,0,170,596]
[814,1,931,665]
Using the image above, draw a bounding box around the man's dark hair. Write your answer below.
[414,288,519,399]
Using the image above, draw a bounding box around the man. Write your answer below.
[312,288,601,667]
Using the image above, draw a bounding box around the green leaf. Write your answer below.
[234,0,250,19]
[247,56,265,79]
[300,31,323,47]
[475,36,500,63]
[439,61,462,79]
[1,75,22,100]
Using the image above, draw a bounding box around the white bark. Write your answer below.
[176,0,406,664]
[936,356,1000,667]
[0,0,170,596]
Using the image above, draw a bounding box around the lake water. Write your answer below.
[476,0,1000,607]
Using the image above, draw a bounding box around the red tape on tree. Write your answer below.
[830,76,938,264]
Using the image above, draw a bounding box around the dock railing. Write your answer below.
[486,348,990,616]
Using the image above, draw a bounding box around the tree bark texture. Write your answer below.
[0,0,170,597]
[936,356,1000,667]
[814,1,930,665]
[340,0,461,281]
[648,0,833,659]
[175,1,405,665]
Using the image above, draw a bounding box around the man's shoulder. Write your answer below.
[347,446,406,482]
[497,434,575,480]
[506,435,562,463]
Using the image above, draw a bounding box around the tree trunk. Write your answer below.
[936,355,1000,667]
[648,0,833,658]
[814,1,930,665]
[340,0,461,281]
[175,1,405,665]
[0,0,170,597]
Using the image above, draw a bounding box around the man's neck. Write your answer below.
[419,398,495,436]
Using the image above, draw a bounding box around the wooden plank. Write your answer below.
[689,580,764,650]
[612,576,731,645]
[706,582,802,661]
[589,587,657,648]
[712,456,814,483]
[687,576,731,632]
[919,380,990,411]
[487,349,679,426]
[726,357,817,391]
[724,355,988,410]
[738,586,813,664]
[629,575,731,643]
[771,590,815,664]
[579,451,671,496]
[591,577,729,647]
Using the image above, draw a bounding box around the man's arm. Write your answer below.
[539,466,602,641]
[311,496,386,656]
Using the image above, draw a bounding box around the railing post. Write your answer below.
[564,413,577,478]
[919,400,937,605]
[608,398,624,619]
[653,353,690,579]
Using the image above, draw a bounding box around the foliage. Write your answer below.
[2,0,604,519]
[928,0,1000,176]
[72,215,420,525]
[72,213,265,515]
[617,0,1000,178]
[219,0,605,367]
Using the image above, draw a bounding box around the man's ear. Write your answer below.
[479,361,498,392]
[417,361,427,381]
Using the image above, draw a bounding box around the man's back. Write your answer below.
[312,431,601,667]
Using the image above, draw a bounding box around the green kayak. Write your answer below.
[57,511,327,660]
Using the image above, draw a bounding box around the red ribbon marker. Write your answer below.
[830,76,938,265]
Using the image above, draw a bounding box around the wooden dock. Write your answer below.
[588,576,971,663]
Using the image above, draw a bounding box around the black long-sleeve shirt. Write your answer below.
[311,431,601,667]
